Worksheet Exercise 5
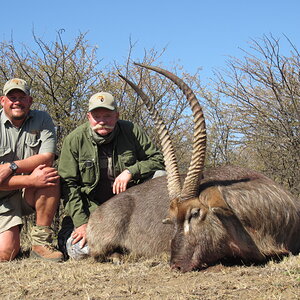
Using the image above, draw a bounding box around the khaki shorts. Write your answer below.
[0,191,35,234]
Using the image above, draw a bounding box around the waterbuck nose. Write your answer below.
[170,262,182,271]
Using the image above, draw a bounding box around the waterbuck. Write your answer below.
[86,64,300,272]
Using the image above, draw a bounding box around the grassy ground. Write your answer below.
[1,252,299,300]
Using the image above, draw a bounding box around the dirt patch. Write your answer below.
[1,253,299,299]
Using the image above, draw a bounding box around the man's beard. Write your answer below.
[12,114,26,120]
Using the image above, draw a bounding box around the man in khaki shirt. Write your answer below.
[0,78,63,261]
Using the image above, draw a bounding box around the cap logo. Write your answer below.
[98,95,105,102]
[12,79,21,84]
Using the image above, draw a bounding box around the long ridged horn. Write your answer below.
[119,74,182,200]
[134,63,206,200]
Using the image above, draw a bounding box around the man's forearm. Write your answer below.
[0,174,33,190]
[14,152,55,174]
[0,164,59,191]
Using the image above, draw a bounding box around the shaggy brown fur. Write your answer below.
[87,165,300,271]
[170,165,300,272]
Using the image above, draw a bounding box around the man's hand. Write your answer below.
[113,170,132,194]
[28,164,60,187]
[71,223,87,248]
[0,163,13,185]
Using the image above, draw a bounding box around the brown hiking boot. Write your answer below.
[31,245,64,262]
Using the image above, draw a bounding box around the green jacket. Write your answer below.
[58,120,165,227]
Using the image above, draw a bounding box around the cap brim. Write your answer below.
[88,104,115,111]
[4,87,29,96]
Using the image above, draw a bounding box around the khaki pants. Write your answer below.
[0,191,35,234]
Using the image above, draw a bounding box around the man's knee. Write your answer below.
[152,170,167,178]
[66,235,89,260]
[0,247,20,261]
[0,226,21,261]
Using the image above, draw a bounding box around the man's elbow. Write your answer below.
[41,153,56,167]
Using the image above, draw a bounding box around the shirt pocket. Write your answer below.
[79,159,96,184]
[0,147,13,163]
[25,132,41,155]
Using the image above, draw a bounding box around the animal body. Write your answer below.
[87,175,172,259]
[86,64,300,272]
[87,164,300,271]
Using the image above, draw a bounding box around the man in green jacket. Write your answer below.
[58,92,165,259]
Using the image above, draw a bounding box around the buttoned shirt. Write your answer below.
[0,109,56,199]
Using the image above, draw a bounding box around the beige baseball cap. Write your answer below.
[3,78,30,96]
[88,92,117,111]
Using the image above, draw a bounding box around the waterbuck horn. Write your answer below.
[134,63,206,200]
[119,74,182,200]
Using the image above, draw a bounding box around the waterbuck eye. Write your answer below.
[190,208,200,218]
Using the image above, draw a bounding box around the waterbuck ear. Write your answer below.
[211,206,233,216]
[202,187,233,216]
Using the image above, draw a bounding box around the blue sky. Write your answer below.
[1,0,300,83]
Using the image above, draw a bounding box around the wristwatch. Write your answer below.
[9,162,19,175]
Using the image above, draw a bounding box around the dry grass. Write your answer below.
[1,252,299,300]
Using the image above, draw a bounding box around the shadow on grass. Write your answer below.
[15,249,30,260]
